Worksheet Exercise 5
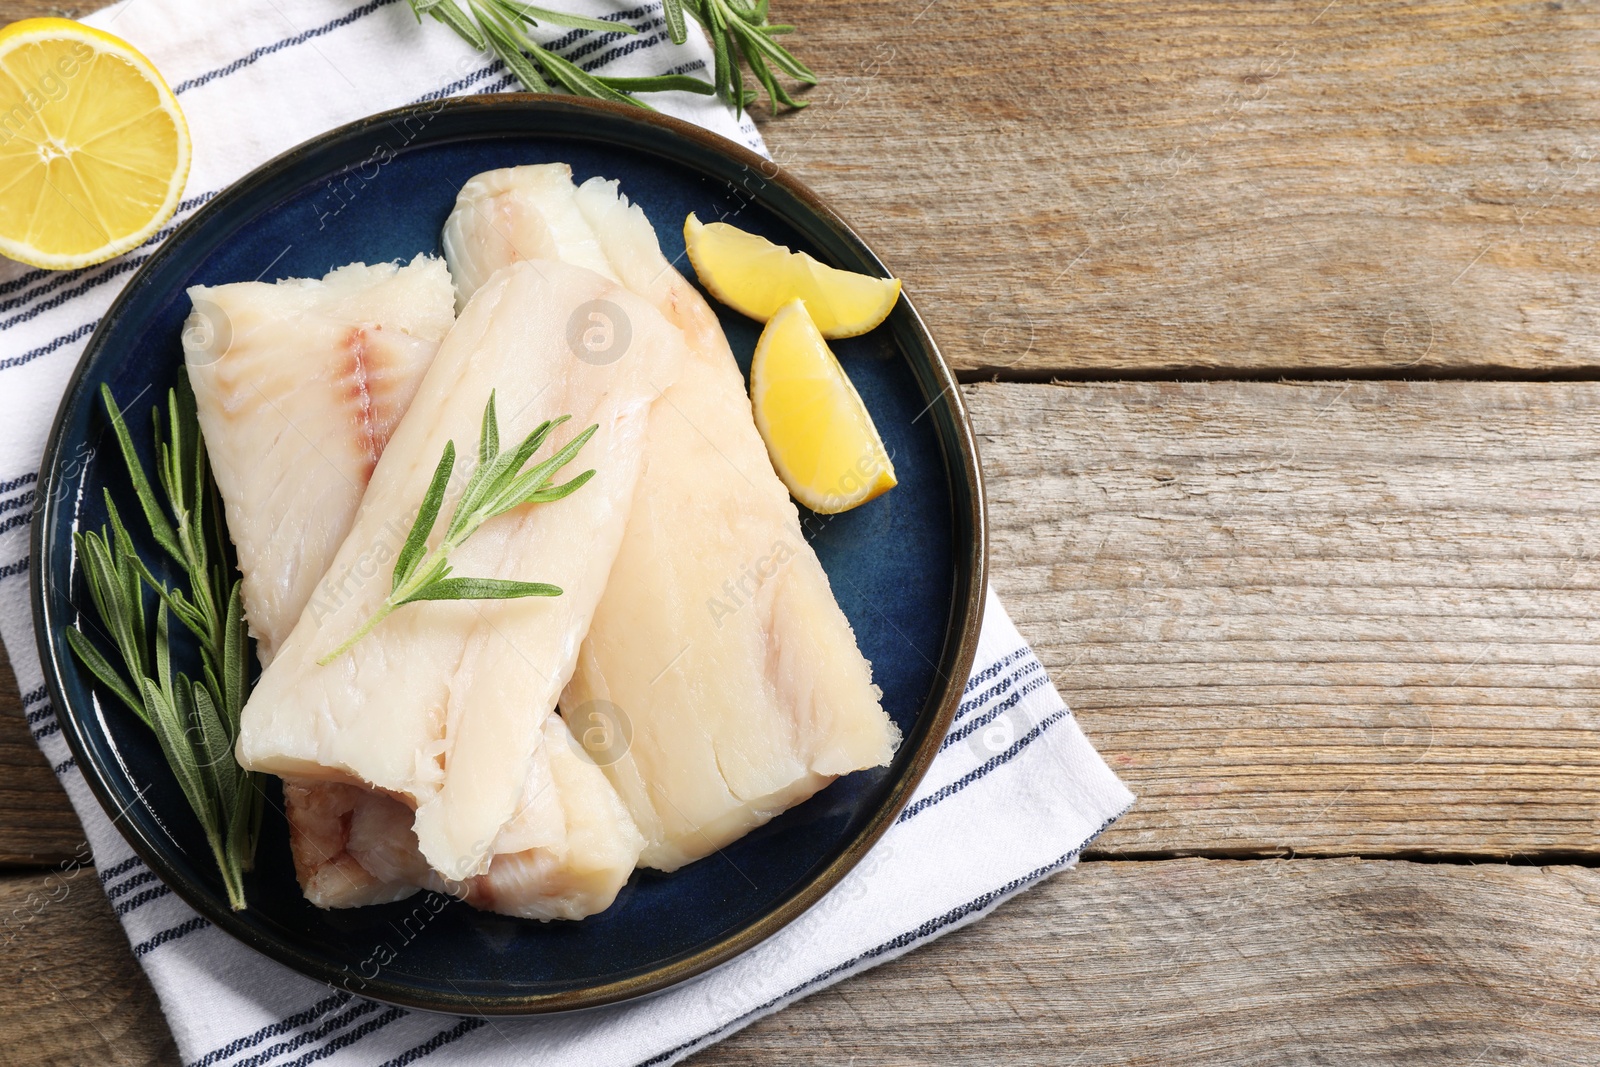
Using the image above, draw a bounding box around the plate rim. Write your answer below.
[30,93,988,1016]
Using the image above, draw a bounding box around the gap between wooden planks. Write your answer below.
[4,858,1597,1067]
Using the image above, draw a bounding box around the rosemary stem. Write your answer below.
[315,536,451,665]
[209,829,246,910]
[317,601,397,665]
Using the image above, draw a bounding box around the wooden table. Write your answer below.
[5,1,1600,1062]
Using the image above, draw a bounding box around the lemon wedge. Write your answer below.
[0,18,190,270]
[751,298,896,514]
[684,213,901,338]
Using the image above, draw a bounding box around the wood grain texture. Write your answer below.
[3,0,1599,1062]
[2,859,1596,1067]
[0,649,88,868]
[0,866,177,1066]
[0,3,94,18]
[688,858,1600,1066]
[973,379,1600,859]
[755,0,1600,376]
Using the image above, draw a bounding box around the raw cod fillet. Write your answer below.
[183,255,454,664]
[444,165,900,872]
[235,257,678,885]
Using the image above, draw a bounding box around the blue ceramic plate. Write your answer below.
[32,96,985,1015]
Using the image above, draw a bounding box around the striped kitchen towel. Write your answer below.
[0,1,1134,1063]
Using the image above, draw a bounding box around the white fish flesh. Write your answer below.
[285,713,642,919]
[235,257,678,884]
[283,779,431,908]
[444,166,899,872]
[183,255,455,664]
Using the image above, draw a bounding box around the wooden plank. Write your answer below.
[689,858,1600,1066]
[0,649,89,868]
[0,3,99,19]
[972,379,1600,859]
[3,859,1595,1066]
[754,0,1600,376]
[8,379,1600,861]
[0,866,176,1066]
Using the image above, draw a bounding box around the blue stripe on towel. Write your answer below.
[133,916,209,958]
[187,993,355,1067]
[170,0,406,95]
[375,1019,487,1067]
[114,884,174,917]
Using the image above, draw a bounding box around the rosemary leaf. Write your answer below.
[496,0,636,35]
[64,628,144,719]
[446,404,560,537]
[399,577,563,603]
[602,74,717,95]
[395,441,455,593]
[154,596,173,698]
[732,16,816,84]
[101,386,182,564]
[139,672,209,834]
[743,41,804,111]
[192,682,237,819]
[478,392,499,463]
[415,0,488,50]
[481,426,597,515]
[704,0,733,103]
[662,0,688,45]
[534,43,648,109]
[221,581,248,732]
[689,0,813,111]
[477,3,554,92]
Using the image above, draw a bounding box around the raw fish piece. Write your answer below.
[183,255,455,664]
[236,258,681,883]
[284,714,642,919]
[444,166,899,872]
[442,164,612,311]
[283,779,431,908]
[425,714,646,920]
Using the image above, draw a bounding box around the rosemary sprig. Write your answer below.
[412,0,813,111]
[410,0,718,109]
[318,392,598,664]
[65,384,262,911]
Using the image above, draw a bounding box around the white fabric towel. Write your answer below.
[0,1,1135,1063]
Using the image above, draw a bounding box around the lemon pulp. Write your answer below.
[684,213,901,339]
[751,298,896,514]
[0,18,190,270]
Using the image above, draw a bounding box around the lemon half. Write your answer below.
[684,213,901,339]
[0,18,190,270]
[751,298,896,514]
